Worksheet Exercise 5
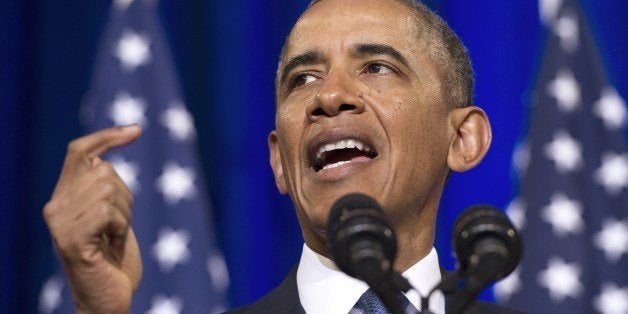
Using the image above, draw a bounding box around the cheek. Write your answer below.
[383,90,449,161]
[275,108,307,171]
[282,88,317,112]
[276,101,306,134]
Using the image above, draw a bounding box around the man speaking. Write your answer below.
[43,0,518,312]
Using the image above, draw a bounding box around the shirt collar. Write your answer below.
[296,244,445,314]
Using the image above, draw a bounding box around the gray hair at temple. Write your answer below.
[277,0,474,109]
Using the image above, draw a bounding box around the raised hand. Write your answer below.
[43,125,143,313]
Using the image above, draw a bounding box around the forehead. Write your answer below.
[283,0,420,62]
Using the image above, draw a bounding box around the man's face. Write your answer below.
[270,0,452,248]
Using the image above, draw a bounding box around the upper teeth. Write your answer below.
[316,138,371,160]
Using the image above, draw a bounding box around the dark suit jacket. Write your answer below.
[227,266,524,314]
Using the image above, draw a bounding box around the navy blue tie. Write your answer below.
[352,289,417,314]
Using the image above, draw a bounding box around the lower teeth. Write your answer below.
[322,160,349,170]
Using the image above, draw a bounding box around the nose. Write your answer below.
[307,70,364,121]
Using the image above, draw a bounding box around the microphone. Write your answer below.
[327,193,409,314]
[449,205,522,313]
[453,205,522,281]
[327,193,396,281]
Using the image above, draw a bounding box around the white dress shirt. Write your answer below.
[296,244,445,314]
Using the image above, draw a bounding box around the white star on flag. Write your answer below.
[593,87,627,130]
[543,130,583,173]
[155,161,197,205]
[537,256,583,302]
[494,267,522,303]
[553,14,579,53]
[152,227,191,272]
[505,197,527,231]
[114,29,151,72]
[108,92,148,127]
[541,192,584,236]
[109,155,140,192]
[160,102,196,142]
[38,276,63,314]
[113,0,133,11]
[207,254,230,292]
[547,68,581,112]
[594,152,628,195]
[146,294,184,314]
[513,142,531,177]
[593,218,628,264]
[539,0,564,25]
[593,283,628,314]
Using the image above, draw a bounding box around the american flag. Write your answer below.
[38,0,229,313]
[494,0,628,312]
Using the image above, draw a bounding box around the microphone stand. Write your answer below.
[420,269,461,314]
[368,266,464,314]
[448,241,509,314]
[369,269,459,314]
[421,248,508,314]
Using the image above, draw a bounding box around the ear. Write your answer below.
[447,106,492,172]
[268,130,288,194]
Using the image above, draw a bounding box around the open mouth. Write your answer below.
[311,138,378,172]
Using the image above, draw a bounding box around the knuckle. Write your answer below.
[43,198,70,222]
[120,200,132,221]
[98,180,117,197]
[56,232,99,265]
[42,201,58,221]
[50,235,67,252]
[95,201,114,217]
[76,246,99,266]
[96,162,116,177]
[52,229,76,253]
[66,139,84,155]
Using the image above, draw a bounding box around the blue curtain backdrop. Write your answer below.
[1,0,626,312]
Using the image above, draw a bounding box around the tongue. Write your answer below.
[324,148,372,166]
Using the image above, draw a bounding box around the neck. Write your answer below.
[392,216,436,272]
[302,228,329,258]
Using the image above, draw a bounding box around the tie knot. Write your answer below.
[351,289,416,314]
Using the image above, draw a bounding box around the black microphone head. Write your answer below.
[452,205,522,280]
[327,193,397,279]
[327,193,380,226]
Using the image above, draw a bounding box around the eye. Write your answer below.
[364,63,393,74]
[292,73,319,88]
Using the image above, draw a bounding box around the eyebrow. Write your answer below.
[278,43,409,86]
[351,43,410,68]
[279,50,323,85]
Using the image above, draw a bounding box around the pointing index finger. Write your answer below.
[69,125,142,160]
